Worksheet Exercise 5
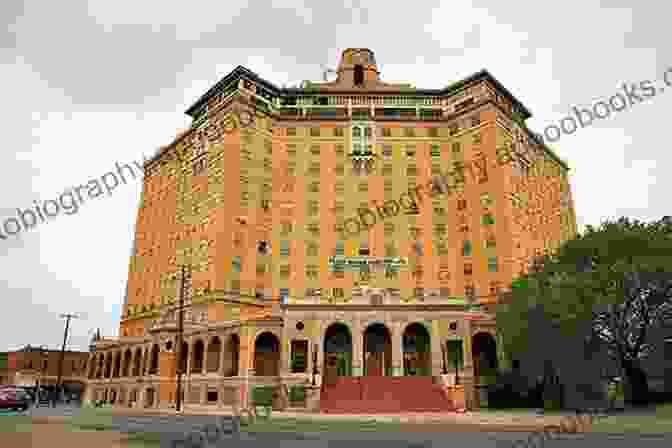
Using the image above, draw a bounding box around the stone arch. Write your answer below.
[149,344,160,374]
[254,331,280,376]
[223,334,239,376]
[122,349,132,377]
[472,332,498,380]
[132,348,143,376]
[206,336,221,373]
[323,322,352,383]
[363,322,392,376]
[191,339,205,373]
[403,322,432,375]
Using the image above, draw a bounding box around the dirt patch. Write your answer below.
[2,422,132,448]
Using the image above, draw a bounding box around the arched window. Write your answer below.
[354,65,364,85]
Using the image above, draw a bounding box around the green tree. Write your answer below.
[498,217,672,404]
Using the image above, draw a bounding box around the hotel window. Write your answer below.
[335,164,344,175]
[334,127,344,137]
[280,221,293,235]
[285,161,296,175]
[256,263,267,276]
[333,288,345,298]
[307,162,320,176]
[431,164,441,175]
[358,182,368,192]
[435,240,448,255]
[365,127,372,137]
[307,222,320,236]
[413,287,425,299]
[471,116,481,127]
[384,180,393,193]
[462,240,472,256]
[440,287,451,297]
[280,240,290,256]
[405,146,416,157]
[307,200,319,216]
[286,144,297,157]
[382,164,393,176]
[335,182,344,194]
[354,64,364,85]
[384,223,395,236]
[287,127,296,136]
[428,127,439,138]
[334,241,344,256]
[434,224,447,237]
[333,201,344,214]
[451,142,461,154]
[464,263,473,275]
[382,145,392,158]
[430,144,441,158]
[480,193,493,208]
[485,237,496,249]
[359,241,370,256]
[407,165,418,176]
[457,199,467,210]
[404,127,415,137]
[310,144,320,155]
[382,127,391,137]
[279,289,290,305]
[310,128,320,137]
[433,203,446,215]
[352,127,362,137]
[482,213,495,225]
[308,182,320,193]
[384,243,397,257]
[280,265,291,279]
[265,141,273,155]
[262,158,272,172]
[306,265,319,279]
[449,125,459,136]
[488,256,498,272]
[473,133,482,144]
[306,242,319,257]
[231,280,241,293]
[335,144,345,156]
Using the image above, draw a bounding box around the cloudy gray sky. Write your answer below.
[1,0,669,352]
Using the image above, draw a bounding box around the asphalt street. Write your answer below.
[1,405,670,447]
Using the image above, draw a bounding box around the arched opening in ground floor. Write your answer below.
[472,332,498,381]
[363,323,392,376]
[323,323,352,385]
[254,332,280,376]
[403,322,431,376]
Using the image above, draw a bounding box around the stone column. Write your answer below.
[185,341,192,376]
[430,320,443,376]
[280,331,290,377]
[391,321,403,376]
[351,320,363,376]
[202,342,209,375]
[462,320,477,410]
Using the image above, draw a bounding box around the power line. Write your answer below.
[55,313,81,403]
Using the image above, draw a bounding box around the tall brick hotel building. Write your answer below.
[85,48,577,412]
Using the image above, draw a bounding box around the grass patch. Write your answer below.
[591,403,672,433]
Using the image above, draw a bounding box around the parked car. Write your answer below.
[0,386,31,411]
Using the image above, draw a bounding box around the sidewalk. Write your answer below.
[95,405,591,432]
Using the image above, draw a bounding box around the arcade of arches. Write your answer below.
[85,316,498,410]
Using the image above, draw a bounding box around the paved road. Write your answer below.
[2,405,670,447]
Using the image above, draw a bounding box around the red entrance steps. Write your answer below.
[320,376,455,414]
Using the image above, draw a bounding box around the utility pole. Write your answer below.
[175,265,190,413]
[55,313,79,406]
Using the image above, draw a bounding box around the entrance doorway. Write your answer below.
[363,323,391,376]
[403,323,431,375]
[323,323,352,385]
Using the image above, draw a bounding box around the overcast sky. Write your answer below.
[1,0,669,352]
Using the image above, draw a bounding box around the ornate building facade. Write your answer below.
[84,48,577,412]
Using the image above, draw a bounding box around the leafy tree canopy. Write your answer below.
[498,217,672,360]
